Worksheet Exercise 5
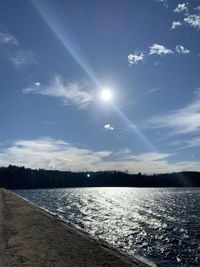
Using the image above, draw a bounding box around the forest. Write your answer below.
[0,165,199,189]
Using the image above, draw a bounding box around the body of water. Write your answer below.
[15,188,200,267]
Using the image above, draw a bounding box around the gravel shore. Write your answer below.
[0,188,153,267]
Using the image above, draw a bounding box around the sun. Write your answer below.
[100,89,112,102]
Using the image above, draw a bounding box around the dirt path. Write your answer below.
[0,188,153,267]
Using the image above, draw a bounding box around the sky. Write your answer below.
[0,0,200,173]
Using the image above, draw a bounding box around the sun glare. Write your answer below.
[100,89,112,102]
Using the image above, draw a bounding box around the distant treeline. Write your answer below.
[0,165,200,189]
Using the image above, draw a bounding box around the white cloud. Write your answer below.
[104,124,114,131]
[175,45,190,54]
[128,52,144,65]
[155,0,168,8]
[129,43,190,65]
[10,51,36,67]
[148,90,200,135]
[0,138,111,172]
[23,75,94,109]
[184,15,200,28]
[175,137,200,150]
[34,82,40,86]
[0,32,18,45]
[195,6,200,11]
[171,21,182,29]
[0,33,36,68]
[1,137,199,173]
[174,3,188,14]
[149,44,174,55]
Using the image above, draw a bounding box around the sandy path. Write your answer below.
[0,188,153,267]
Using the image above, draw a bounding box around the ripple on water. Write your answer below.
[15,187,200,267]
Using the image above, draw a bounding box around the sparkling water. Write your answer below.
[15,188,200,267]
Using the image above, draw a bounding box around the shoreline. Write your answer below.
[12,190,155,266]
[0,188,155,267]
[0,191,5,266]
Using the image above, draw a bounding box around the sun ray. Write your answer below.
[31,0,155,152]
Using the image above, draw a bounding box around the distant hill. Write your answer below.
[0,165,200,189]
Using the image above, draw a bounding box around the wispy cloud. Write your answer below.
[154,0,168,8]
[1,137,199,173]
[148,90,200,135]
[9,50,36,68]
[0,32,18,45]
[149,44,174,55]
[128,43,190,66]
[153,61,161,67]
[0,138,111,172]
[195,6,200,12]
[177,137,200,150]
[104,124,114,131]
[128,52,144,65]
[23,75,94,109]
[171,4,200,31]
[175,45,190,54]
[1,138,200,173]
[0,32,36,69]
[184,14,200,28]
[146,88,160,95]
[171,21,182,29]
[174,3,189,14]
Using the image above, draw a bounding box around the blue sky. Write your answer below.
[0,0,200,173]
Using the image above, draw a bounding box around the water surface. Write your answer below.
[15,188,200,267]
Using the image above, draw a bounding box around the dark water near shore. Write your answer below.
[15,188,200,267]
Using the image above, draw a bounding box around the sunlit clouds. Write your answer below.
[104,124,114,131]
[128,43,190,66]
[174,3,188,14]
[0,32,18,45]
[149,44,173,55]
[0,31,36,68]
[1,138,199,173]
[184,15,200,29]
[154,0,168,8]
[128,52,144,65]
[9,50,36,68]
[171,21,182,29]
[175,45,190,54]
[147,90,200,135]
[23,75,94,109]
[170,2,200,30]
[176,137,200,150]
[195,6,200,12]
